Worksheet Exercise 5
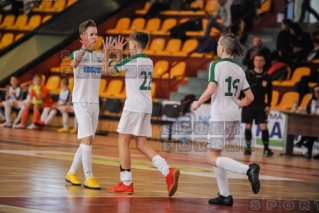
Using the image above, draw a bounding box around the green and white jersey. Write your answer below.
[71,48,104,103]
[208,58,250,121]
[114,53,152,113]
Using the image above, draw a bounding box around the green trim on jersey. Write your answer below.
[70,48,93,61]
[113,53,149,73]
[242,86,250,92]
[208,58,236,84]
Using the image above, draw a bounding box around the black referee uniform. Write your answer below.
[242,69,274,156]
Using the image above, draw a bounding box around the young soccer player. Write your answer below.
[192,33,260,206]
[102,32,180,197]
[35,78,73,130]
[64,20,125,190]
[57,104,78,134]
[13,74,52,129]
[0,76,23,127]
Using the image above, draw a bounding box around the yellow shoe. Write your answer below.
[69,128,77,134]
[58,127,70,133]
[84,177,101,190]
[65,173,81,186]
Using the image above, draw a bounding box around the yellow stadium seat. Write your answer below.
[190,0,204,9]
[298,93,312,111]
[50,60,71,73]
[45,75,61,91]
[20,15,41,30]
[273,67,311,87]
[41,75,46,85]
[156,39,182,56]
[178,0,205,15]
[15,33,24,41]
[257,0,272,14]
[99,79,107,95]
[153,60,169,79]
[144,18,161,33]
[179,19,189,24]
[272,92,299,110]
[265,90,279,107]
[6,15,28,30]
[144,38,165,55]
[136,1,150,14]
[152,18,177,35]
[42,15,52,23]
[205,0,219,13]
[121,18,146,34]
[114,86,126,98]
[151,82,156,98]
[0,15,15,29]
[174,39,198,57]
[32,0,53,12]
[66,0,77,7]
[68,77,74,91]
[100,80,123,97]
[106,17,131,34]
[44,0,66,12]
[162,61,186,79]
[0,33,14,49]
[93,36,103,50]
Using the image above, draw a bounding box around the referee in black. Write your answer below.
[242,53,274,157]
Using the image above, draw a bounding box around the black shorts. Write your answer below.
[241,103,268,124]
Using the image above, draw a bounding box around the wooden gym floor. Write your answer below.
[0,128,318,213]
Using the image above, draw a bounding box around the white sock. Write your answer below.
[73,117,78,129]
[213,167,230,197]
[152,155,170,177]
[3,102,12,123]
[62,112,69,128]
[120,171,132,186]
[44,110,57,125]
[68,146,82,174]
[14,107,23,124]
[216,157,249,175]
[81,143,94,179]
[40,107,50,121]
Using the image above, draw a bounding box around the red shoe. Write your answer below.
[107,182,134,195]
[35,120,45,131]
[165,168,180,197]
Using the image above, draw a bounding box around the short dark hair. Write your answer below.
[33,74,42,80]
[10,75,19,80]
[220,33,245,57]
[61,77,69,86]
[79,19,96,35]
[129,31,150,50]
[253,53,265,60]
[282,19,292,27]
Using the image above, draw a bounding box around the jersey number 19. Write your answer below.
[225,76,240,97]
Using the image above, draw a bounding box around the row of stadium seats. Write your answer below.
[0,33,24,49]
[106,17,221,36]
[273,67,316,87]
[136,0,271,15]
[269,91,312,111]
[0,14,51,30]
[32,0,77,12]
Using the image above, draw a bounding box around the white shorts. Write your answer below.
[73,102,99,139]
[117,110,152,137]
[207,120,240,149]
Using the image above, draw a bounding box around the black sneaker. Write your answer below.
[246,163,260,194]
[263,149,274,157]
[304,153,312,159]
[244,149,252,155]
[208,193,233,206]
[313,154,319,160]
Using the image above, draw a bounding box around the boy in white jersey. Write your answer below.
[65,20,125,190]
[192,33,260,206]
[102,32,180,197]
[35,78,73,130]
[0,76,22,127]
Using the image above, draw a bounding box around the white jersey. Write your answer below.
[208,58,250,121]
[8,86,22,100]
[71,48,104,103]
[58,88,71,106]
[114,53,152,113]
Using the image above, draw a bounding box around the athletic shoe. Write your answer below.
[70,128,77,134]
[208,193,233,206]
[35,120,45,131]
[244,149,252,155]
[263,149,274,157]
[65,173,81,186]
[84,177,101,190]
[304,153,312,159]
[165,168,180,197]
[0,122,12,128]
[57,127,70,133]
[27,123,38,130]
[107,182,134,194]
[12,123,25,129]
[246,163,260,194]
[313,154,319,160]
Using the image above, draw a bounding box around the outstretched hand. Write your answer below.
[80,32,95,50]
[114,35,127,50]
[102,36,116,52]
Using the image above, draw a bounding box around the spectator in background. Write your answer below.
[287,23,313,70]
[243,36,272,71]
[146,0,171,19]
[299,0,319,23]
[276,19,293,63]
[307,32,319,62]
[198,0,231,43]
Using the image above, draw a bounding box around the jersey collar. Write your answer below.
[133,53,148,58]
[80,47,93,53]
[219,58,235,63]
